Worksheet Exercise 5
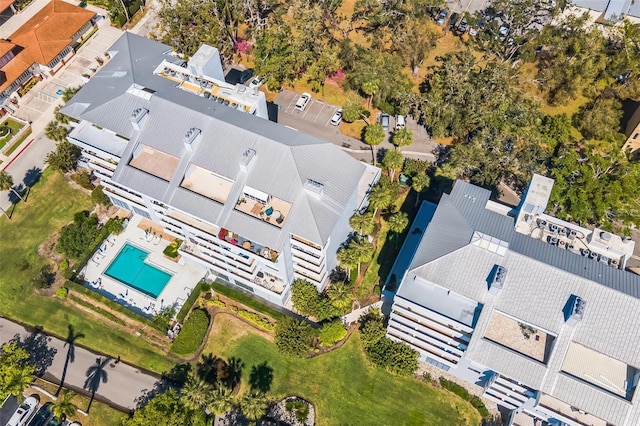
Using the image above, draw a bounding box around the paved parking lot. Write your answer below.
[12,17,122,122]
[274,90,437,162]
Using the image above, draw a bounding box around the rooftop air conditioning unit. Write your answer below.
[182,127,201,152]
[566,295,586,326]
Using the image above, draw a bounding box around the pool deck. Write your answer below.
[81,215,206,316]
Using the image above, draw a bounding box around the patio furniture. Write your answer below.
[242,241,252,249]
[265,207,274,216]
[251,202,264,215]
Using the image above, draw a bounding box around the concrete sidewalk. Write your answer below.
[0,317,162,411]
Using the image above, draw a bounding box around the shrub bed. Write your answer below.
[170,308,210,356]
[237,309,276,332]
[211,281,285,321]
[318,320,347,346]
[439,378,489,418]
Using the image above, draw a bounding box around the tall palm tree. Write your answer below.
[411,174,431,206]
[363,123,384,166]
[336,245,358,278]
[350,238,375,276]
[51,390,76,421]
[239,391,269,421]
[83,357,109,413]
[0,171,25,203]
[181,374,213,411]
[382,149,404,181]
[387,211,409,234]
[206,385,233,416]
[368,183,392,216]
[56,325,85,396]
[327,281,353,313]
[349,212,375,236]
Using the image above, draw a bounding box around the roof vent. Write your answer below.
[600,231,612,242]
[239,148,256,172]
[303,179,324,198]
[130,107,148,131]
[565,295,586,327]
[488,265,506,295]
[182,127,201,152]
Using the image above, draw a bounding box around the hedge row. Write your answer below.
[170,308,210,356]
[176,281,211,322]
[236,309,275,332]
[211,282,285,321]
[439,378,490,418]
[68,294,126,326]
[66,218,117,280]
[65,281,162,332]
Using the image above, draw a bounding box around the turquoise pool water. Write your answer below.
[104,243,172,298]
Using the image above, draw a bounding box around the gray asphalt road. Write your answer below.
[0,317,161,411]
[0,136,55,214]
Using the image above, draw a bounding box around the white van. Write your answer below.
[395,115,406,130]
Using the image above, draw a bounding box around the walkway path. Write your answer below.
[0,316,161,411]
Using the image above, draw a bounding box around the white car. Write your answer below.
[330,108,342,126]
[295,92,312,111]
[7,395,39,426]
[395,115,406,130]
[248,76,263,89]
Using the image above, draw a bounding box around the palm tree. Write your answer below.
[0,171,25,203]
[336,245,358,278]
[392,127,414,148]
[56,325,85,396]
[361,79,379,109]
[83,357,109,413]
[363,123,385,165]
[368,183,393,216]
[327,281,353,313]
[206,385,233,416]
[45,121,68,142]
[181,374,213,411]
[54,106,69,124]
[349,212,375,236]
[387,211,409,234]
[411,174,431,206]
[51,390,76,421]
[350,238,375,276]
[382,149,404,181]
[239,391,269,421]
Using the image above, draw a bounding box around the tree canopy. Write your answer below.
[0,341,35,400]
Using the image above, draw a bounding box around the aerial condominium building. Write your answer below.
[387,174,640,425]
[61,32,380,307]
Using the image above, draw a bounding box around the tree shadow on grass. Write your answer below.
[249,361,273,393]
[10,326,57,377]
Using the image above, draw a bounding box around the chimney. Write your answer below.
[489,265,507,295]
[130,107,148,131]
[303,178,324,199]
[566,295,586,327]
[182,127,201,152]
[239,148,256,172]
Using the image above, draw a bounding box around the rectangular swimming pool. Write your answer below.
[104,243,172,298]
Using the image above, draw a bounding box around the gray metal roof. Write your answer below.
[62,32,375,249]
[401,180,640,423]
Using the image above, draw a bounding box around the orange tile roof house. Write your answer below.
[0,0,95,103]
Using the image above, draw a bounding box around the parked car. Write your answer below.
[448,13,459,30]
[7,396,39,426]
[330,108,343,126]
[295,92,312,111]
[498,24,510,41]
[395,115,406,130]
[28,402,53,426]
[458,18,468,33]
[380,113,390,131]
[468,26,478,36]
[238,69,254,84]
[436,9,448,25]
[248,75,264,89]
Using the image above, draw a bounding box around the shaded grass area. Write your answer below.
[0,170,175,374]
[204,315,481,426]
[358,189,415,302]
[32,379,125,426]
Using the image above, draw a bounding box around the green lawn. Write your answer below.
[0,169,175,374]
[204,315,481,426]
